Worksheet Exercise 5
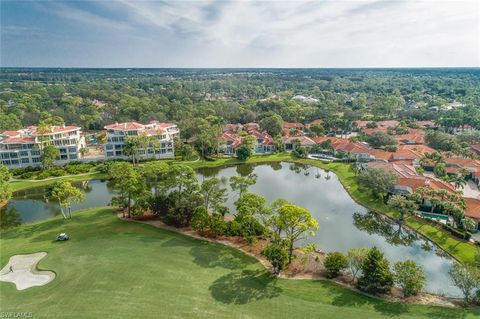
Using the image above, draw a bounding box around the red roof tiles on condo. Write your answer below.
[105,122,145,130]
[2,136,36,144]
[1,130,21,136]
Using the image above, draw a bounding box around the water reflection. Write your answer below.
[353,211,418,247]
[0,206,22,229]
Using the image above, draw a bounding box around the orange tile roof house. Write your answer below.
[398,144,436,155]
[393,129,426,145]
[0,125,85,168]
[283,135,316,151]
[283,121,305,130]
[219,126,276,155]
[104,121,179,160]
[464,198,480,230]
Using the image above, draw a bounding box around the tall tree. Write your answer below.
[273,203,319,264]
[358,167,398,199]
[109,162,148,218]
[41,145,60,168]
[49,180,85,219]
[200,177,227,213]
[449,263,480,304]
[229,174,257,199]
[167,164,198,193]
[141,161,169,197]
[347,247,369,282]
[387,195,418,226]
[0,164,12,203]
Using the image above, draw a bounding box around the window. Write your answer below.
[32,157,41,163]
[60,155,68,160]
[69,154,77,160]
[11,160,19,165]
[115,151,123,156]
[31,150,40,156]
[68,147,76,153]
[60,148,67,154]
[107,152,114,157]
[106,145,113,150]
[20,151,28,157]
[21,158,30,164]
[2,160,11,165]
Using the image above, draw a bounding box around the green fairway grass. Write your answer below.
[1,208,478,318]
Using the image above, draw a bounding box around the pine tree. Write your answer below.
[357,247,393,294]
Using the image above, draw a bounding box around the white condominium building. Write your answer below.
[0,125,85,168]
[104,121,179,160]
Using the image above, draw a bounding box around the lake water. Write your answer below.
[2,162,460,296]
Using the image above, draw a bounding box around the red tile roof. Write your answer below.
[105,122,145,130]
[1,130,21,136]
[149,121,176,130]
[465,198,480,220]
[416,121,436,127]
[398,144,436,154]
[283,122,304,129]
[2,136,35,144]
[309,119,324,125]
[283,135,316,146]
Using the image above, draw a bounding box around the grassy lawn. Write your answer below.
[1,208,478,318]
[10,172,109,192]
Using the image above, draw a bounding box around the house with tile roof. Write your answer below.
[283,135,316,151]
[219,126,276,156]
[0,125,85,168]
[464,197,480,231]
[104,121,178,160]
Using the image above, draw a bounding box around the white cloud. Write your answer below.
[3,0,480,67]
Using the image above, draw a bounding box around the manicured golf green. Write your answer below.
[1,208,478,318]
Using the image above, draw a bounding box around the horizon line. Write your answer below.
[1,66,479,70]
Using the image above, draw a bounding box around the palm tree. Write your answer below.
[453,175,467,191]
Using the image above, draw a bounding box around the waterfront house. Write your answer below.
[103,121,178,160]
[0,125,85,168]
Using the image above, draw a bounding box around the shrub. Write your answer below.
[357,247,393,294]
[393,260,426,297]
[324,251,348,278]
[191,206,210,236]
[262,243,289,276]
[209,213,227,237]
[236,145,252,160]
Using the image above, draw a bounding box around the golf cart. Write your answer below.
[57,233,70,241]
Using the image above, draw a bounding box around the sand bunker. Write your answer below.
[0,252,55,290]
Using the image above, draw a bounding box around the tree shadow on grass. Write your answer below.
[189,241,256,270]
[331,287,410,317]
[209,269,282,304]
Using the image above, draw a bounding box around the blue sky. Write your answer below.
[1,0,479,67]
